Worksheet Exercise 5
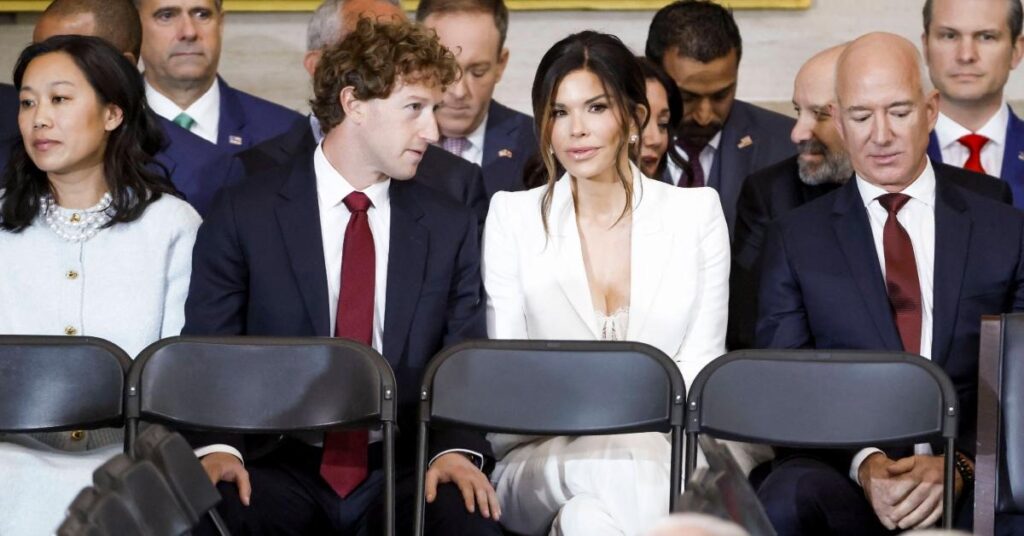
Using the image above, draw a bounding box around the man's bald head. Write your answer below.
[304,0,405,76]
[833,32,939,192]
[791,43,851,185]
[34,0,142,62]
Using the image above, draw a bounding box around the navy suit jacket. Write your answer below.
[928,105,1024,210]
[215,77,303,154]
[480,100,535,198]
[236,115,488,225]
[0,83,18,176]
[183,147,492,466]
[757,163,1024,463]
[727,155,842,350]
[664,100,796,237]
[155,115,242,217]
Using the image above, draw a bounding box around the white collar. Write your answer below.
[465,113,488,150]
[935,100,1009,149]
[856,158,937,209]
[313,143,391,209]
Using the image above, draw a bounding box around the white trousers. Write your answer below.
[492,432,672,536]
[0,440,118,536]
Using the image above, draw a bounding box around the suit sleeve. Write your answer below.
[433,205,494,467]
[180,188,250,457]
[755,219,814,349]
[728,173,771,350]
[482,193,529,339]
[465,164,489,231]
[182,188,249,336]
[674,189,730,387]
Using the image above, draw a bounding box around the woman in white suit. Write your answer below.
[482,32,730,536]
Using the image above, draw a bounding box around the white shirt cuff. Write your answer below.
[850,447,884,485]
[429,449,484,470]
[194,444,244,465]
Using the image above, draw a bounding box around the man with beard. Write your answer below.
[727,45,852,350]
[646,0,796,235]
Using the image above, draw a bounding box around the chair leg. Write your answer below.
[670,425,682,512]
[384,423,395,536]
[684,432,698,484]
[943,437,955,530]
[413,423,429,536]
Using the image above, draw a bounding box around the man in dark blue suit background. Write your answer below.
[135,0,302,153]
[418,0,536,198]
[32,0,242,216]
[755,33,1024,535]
[923,0,1024,208]
[239,0,488,224]
[0,84,17,175]
[183,19,501,535]
[646,0,797,235]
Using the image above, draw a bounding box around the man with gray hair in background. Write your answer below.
[237,0,489,223]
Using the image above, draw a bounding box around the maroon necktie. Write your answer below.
[320,191,374,498]
[679,142,706,187]
[878,193,922,355]
[958,133,989,174]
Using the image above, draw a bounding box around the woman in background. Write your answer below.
[483,32,729,535]
[637,57,686,182]
[0,35,200,535]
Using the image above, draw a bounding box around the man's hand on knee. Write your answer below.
[201,452,252,506]
[859,452,916,529]
[860,453,957,530]
[425,452,501,521]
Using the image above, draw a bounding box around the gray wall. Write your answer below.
[1,1,1022,116]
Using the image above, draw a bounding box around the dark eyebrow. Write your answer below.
[552,94,608,108]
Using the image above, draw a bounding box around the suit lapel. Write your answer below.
[927,131,944,165]
[217,77,248,150]
[274,151,331,336]
[831,180,904,350]
[382,181,428,362]
[1000,108,1024,208]
[931,176,971,366]
[481,103,522,195]
[550,179,600,338]
[626,177,669,341]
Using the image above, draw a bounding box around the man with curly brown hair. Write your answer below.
[183,18,503,535]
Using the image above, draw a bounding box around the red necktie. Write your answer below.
[958,133,989,174]
[320,191,374,498]
[878,193,922,355]
[678,142,706,187]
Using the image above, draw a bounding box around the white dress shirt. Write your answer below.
[146,80,221,144]
[460,115,488,167]
[666,131,721,186]
[849,160,937,483]
[934,103,1008,178]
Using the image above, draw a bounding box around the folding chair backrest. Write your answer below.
[0,336,130,432]
[687,350,958,447]
[128,337,396,432]
[423,340,685,435]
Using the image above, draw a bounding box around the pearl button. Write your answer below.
[70,430,85,441]
[70,213,81,223]
[64,325,77,336]
[66,270,78,280]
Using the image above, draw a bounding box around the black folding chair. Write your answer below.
[125,336,398,536]
[412,340,686,535]
[0,335,130,443]
[684,349,960,530]
[977,314,1024,535]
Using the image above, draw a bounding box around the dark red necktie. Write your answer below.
[320,191,374,498]
[679,142,706,187]
[878,193,922,355]
[958,133,989,174]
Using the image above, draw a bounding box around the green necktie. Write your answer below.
[173,112,196,131]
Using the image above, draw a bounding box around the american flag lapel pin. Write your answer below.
[229,135,244,146]
[737,135,753,149]
[498,148,513,159]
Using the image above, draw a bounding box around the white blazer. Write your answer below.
[483,166,730,388]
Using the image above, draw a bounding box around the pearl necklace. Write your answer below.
[41,193,114,243]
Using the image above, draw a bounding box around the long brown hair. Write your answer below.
[531,31,649,233]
